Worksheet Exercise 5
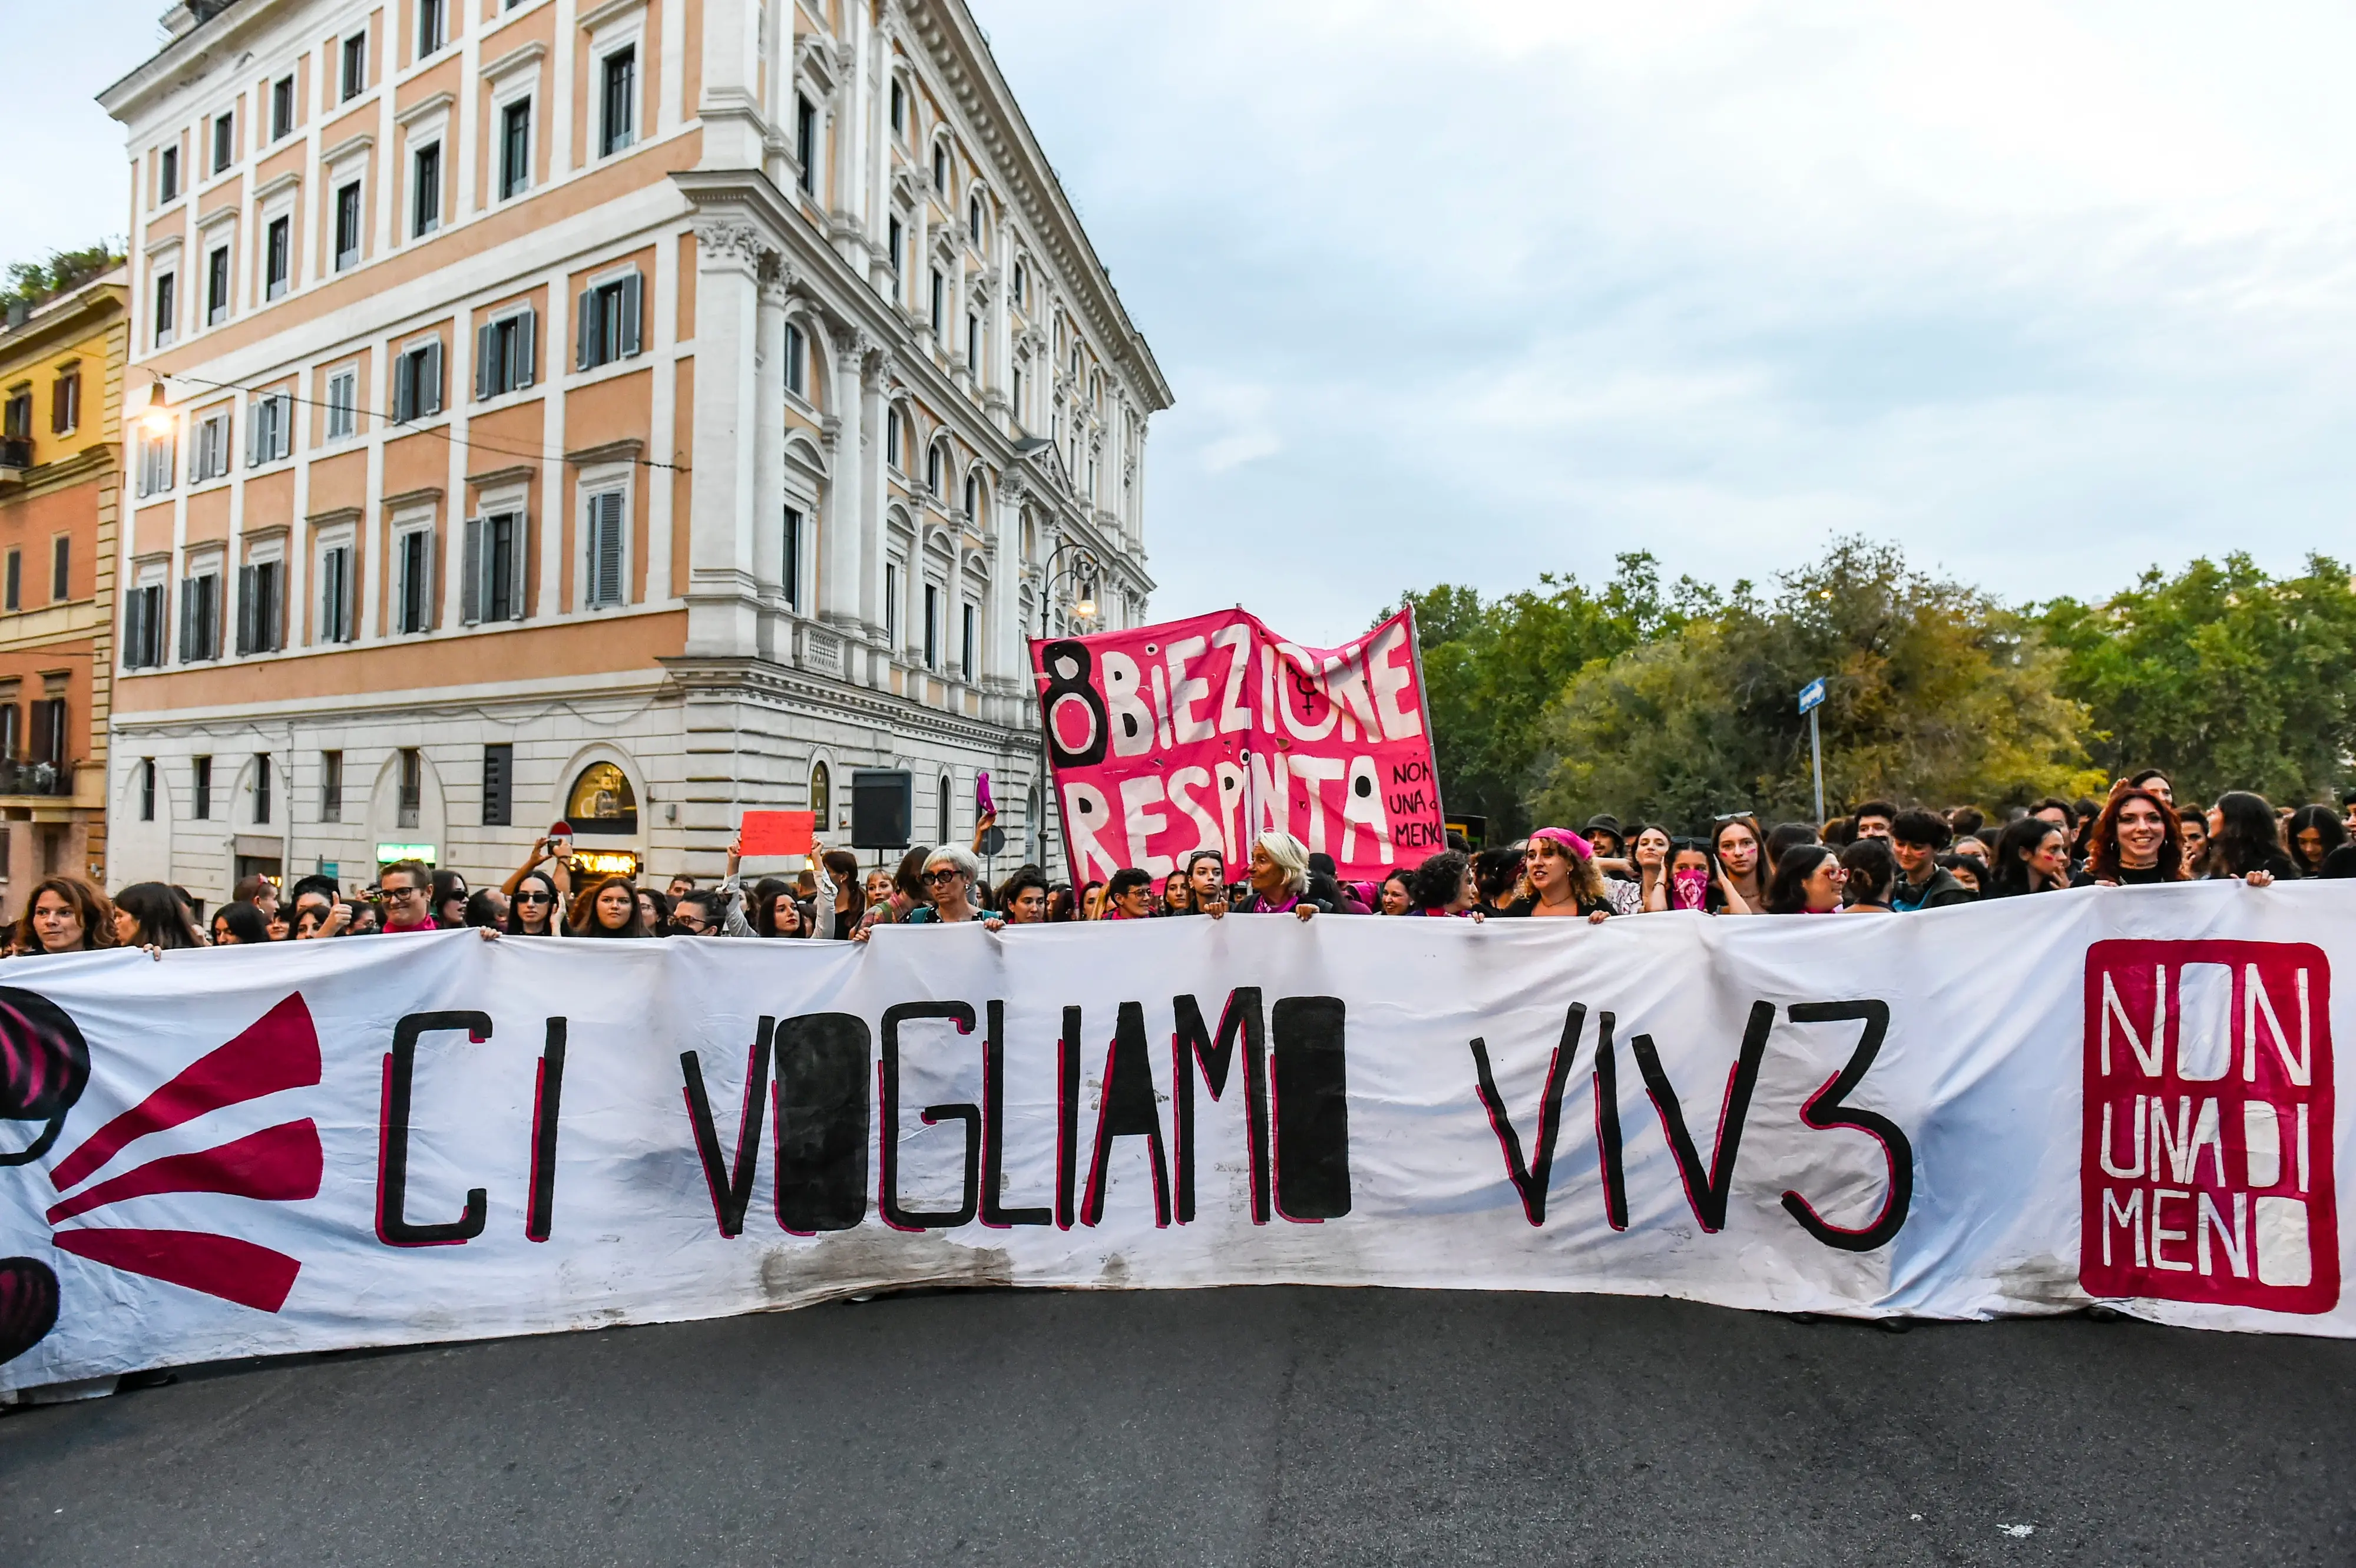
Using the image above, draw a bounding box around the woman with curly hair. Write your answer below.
[1502,828,1615,924]
[10,876,117,957]
[2075,781,2189,886]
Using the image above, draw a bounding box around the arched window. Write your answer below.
[967,193,982,244]
[565,762,638,835]
[931,140,947,192]
[962,471,978,517]
[889,78,906,138]
[783,321,805,398]
[1012,260,1027,307]
[885,406,902,468]
[937,774,951,845]
[925,441,944,494]
[810,760,830,829]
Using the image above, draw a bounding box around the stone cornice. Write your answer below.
[901,0,1172,413]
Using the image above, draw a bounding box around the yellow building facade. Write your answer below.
[0,267,127,914]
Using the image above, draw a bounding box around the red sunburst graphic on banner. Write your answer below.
[41,993,324,1315]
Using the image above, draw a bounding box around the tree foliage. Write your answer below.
[1526,539,2103,831]
[1398,553,1716,838]
[2,243,122,315]
[2037,553,2356,805]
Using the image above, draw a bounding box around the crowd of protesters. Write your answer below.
[6,772,2350,959]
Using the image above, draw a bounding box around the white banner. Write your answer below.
[2,883,2350,1394]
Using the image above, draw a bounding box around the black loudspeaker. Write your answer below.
[851,769,914,849]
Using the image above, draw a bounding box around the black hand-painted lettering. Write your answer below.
[775,1011,872,1233]
[1270,996,1351,1221]
[376,1011,490,1248]
[1038,641,1110,768]
[1056,1005,1081,1230]
[524,1018,565,1242]
[1082,1001,1171,1227]
[981,1000,1051,1227]
[1172,989,1268,1225]
[881,1001,978,1231]
[1592,1010,1628,1230]
[1470,1004,1585,1227]
[680,1018,772,1239]
[1629,1001,1773,1233]
[1779,1000,1912,1252]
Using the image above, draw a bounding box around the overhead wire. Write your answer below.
[146,370,691,474]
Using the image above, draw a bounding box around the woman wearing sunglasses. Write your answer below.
[506,868,566,937]
[861,844,1002,937]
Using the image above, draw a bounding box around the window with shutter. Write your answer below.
[178,578,197,663]
[124,588,148,668]
[395,531,432,633]
[236,563,257,654]
[461,515,482,624]
[499,512,525,620]
[419,342,442,415]
[254,560,282,651]
[619,274,641,357]
[586,492,624,607]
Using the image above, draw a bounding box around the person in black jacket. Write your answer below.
[1889,809,1974,911]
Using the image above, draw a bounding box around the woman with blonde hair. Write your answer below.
[1504,828,1615,923]
[1213,831,1322,921]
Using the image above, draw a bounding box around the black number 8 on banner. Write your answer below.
[1038,641,1109,769]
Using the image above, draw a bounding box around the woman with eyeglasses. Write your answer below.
[1102,868,1156,919]
[431,870,470,930]
[864,844,1000,935]
[1763,845,1846,914]
[506,869,565,937]
[373,862,440,934]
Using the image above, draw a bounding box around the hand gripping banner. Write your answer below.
[2,884,2352,1397]
[1030,605,1445,886]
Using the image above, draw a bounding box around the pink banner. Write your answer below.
[1030,606,1445,886]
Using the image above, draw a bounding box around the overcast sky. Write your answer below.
[11,1,2354,643]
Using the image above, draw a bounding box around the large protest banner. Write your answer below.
[1,883,2351,1396]
[1030,606,1445,886]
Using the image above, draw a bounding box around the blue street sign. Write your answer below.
[1797,677,1826,715]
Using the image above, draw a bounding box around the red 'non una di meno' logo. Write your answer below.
[2081,941,2337,1314]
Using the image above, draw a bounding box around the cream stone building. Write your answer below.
[100,0,1165,899]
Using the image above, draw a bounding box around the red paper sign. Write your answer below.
[2080,940,2338,1314]
[1030,605,1444,885]
[739,810,816,859]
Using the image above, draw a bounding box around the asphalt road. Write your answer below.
[4,1288,2352,1566]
